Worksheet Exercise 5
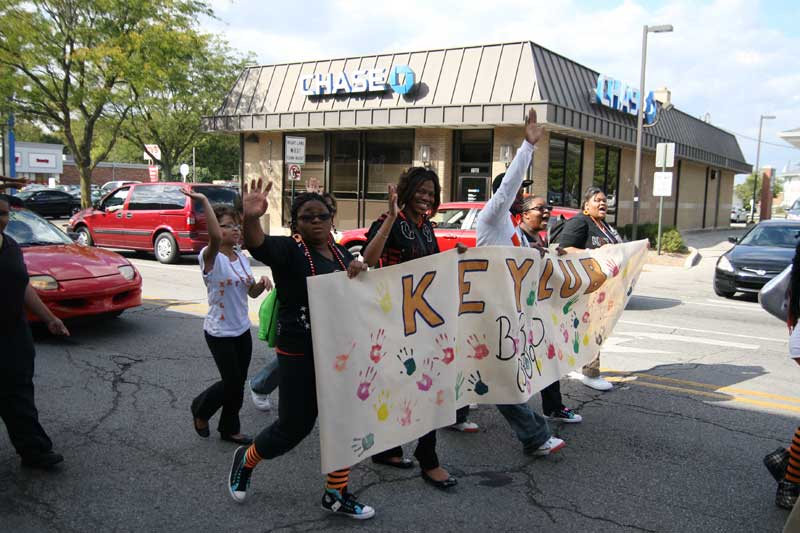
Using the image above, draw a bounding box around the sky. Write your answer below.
[203,0,800,179]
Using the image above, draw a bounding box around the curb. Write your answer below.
[684,247,701,269]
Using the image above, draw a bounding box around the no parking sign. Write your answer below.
[288,164,302,181]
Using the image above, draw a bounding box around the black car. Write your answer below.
[714,220,800,298]
[16,189,82,218]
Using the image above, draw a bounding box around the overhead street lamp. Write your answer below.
[750,114,776,223]
[632,23,673,241]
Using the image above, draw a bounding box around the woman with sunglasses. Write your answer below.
[186,189,270,445]
[229,182,375,520]
[360,167,459,490]
[518,195,582,424]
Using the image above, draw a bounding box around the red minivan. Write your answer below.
[68,182,239,264]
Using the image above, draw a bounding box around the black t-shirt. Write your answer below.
[249,236,353,353]
[0,234,29,332]
[554,213,621,250]
[364,212,439,267]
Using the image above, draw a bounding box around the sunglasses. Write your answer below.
[525,205,552,213]
[0,209,9,216]
[297,212,333,223]
[220,224,242,231]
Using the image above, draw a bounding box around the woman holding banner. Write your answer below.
[360,167,460,490]
[230,182,375,520]
[554,186,622,391]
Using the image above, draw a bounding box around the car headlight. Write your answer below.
[118,265,136,281]
[30,275,59,290]
[716,255,735,273]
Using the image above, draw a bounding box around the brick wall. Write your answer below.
[60,163,150,186]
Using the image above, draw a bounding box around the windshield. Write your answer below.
[429,208,470,229]
[7,209,72,246]
[16,190,36,200]
[192,187,240,213]
[739,224,800,248]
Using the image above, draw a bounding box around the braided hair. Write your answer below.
[289,192,332,234]
[396,167,441,216]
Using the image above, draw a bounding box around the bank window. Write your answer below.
[365,130,414,199]
[328,132,360,201]
[282,132,325,225]
[593,144,621,223]
[547,136,583,208]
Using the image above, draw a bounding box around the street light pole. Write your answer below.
[750,114,776,223]
[632,24,672,241]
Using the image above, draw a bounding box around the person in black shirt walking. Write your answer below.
[0,194,69,469]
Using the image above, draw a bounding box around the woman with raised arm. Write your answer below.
[228,181,374,520]
[186,189,270,445]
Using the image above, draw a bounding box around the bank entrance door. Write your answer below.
[454,129,493,202]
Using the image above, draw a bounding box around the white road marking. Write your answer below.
[613,330,758,350]
[601,336,675,354]
[618,319,785,344]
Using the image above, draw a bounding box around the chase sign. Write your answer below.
[301,65,415,96]
[594,74,657,125]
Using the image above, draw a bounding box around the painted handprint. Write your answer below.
[547,343,556,360]
[351,433,375,457]
[559,323,570,343]
[369,329,386,364]
[396,347,417,375]
[597,291,607,304]
[375,281,392,313]
[334,341,356,373]
[594,326,607,346]
[467,371,489,395]
[373,390,392,422]
[466,334,490,360]
[455,371,465,400]
[526,287,537,306]
[356,366,377,401]
[582,311,590,324]
[562,294,580,315]
[434,333,455,365]
[398,399,419,427]
[606,259,620,277]
[416,358,438,392]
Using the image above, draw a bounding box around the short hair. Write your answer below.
[520,195,545,212]
[213,205,240,224]
[396,167,441,216]
[0,193,22,208]
[290,192,332,232]
[582,186,605,208]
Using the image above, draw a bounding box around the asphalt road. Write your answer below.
[1,228,796,532]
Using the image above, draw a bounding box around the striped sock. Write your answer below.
[325,468,351,493]
[786,427,800,484]
[244,445,262,469]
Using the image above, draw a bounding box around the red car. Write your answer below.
[68,182,239,264]
[337,201,579,255]
[7,207,142,321]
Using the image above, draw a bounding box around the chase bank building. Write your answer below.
[204,41,750,233]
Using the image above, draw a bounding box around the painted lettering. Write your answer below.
[558,260,582,299]
[579,257,608,294]
[401,272,445,337]
[537,258,554,301]
[458,259,489,315]
[505,258,535,313]
[495,315,516,361]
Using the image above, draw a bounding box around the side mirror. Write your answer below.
[67,231,80,241]
[728,236,739,244]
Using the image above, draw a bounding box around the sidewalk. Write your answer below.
[682,225,748,253]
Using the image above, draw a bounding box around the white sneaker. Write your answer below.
[448,421,480,433]
[530,437,566,456]
[250,387,272,411]
[580,375,613,391]
[469,403,478,410]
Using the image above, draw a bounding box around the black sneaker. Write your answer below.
[764,447,790,482]
[21,451,63,469]
[321,489,376,520]
[228,446,252,503]
[545,407,583,424]
[776,479,800,509]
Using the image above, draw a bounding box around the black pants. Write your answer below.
[373,429,439,470]
[192,330,252,436]
[0,323,53,458]
[455,405,470,424]
[541,381,564,416]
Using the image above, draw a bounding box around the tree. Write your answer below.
[735,173,784,210]
[119,32,250,181]
[0,0,212,206]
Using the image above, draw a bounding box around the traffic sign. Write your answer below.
[653,171,673,197]
[179,164,189,177]
[148,165,159,183]
[656,142,675,168]
[144,144,161,161]
[288,164,302,181]
[285,136,306,165]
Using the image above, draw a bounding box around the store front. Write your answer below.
[206,41,750,234]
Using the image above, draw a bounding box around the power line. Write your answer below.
[718,127,800,151]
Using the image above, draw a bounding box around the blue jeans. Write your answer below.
[496,402,551,450]
[250,352,280,395]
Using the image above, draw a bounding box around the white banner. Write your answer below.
[308,241,648,473]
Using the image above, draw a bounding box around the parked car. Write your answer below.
[786,199,800,221]
[337,201,580,256]
[15,188,82,218]
[713,220,800,298]
[730,206,748,223]
[100,180,141,196]
[68,182,240,264]
[6,206,142,320]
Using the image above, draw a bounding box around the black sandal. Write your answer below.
[371,456,414,469]
[421,469,458,490]
[221,433,253,445]
[191,407,209,438]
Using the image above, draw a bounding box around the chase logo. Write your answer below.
[388,65,415,95]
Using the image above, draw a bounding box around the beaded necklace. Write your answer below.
[589,215,619,244]
[295,235,346,275]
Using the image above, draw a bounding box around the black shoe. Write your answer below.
[371,456,414,469]
[21,451,64,469]
[321,489,375,519]
[228,446,252,503]
[190,404,209,438]
[421,469,457,490]
[776,479,800,509]
[221,433,253,445]
[764,447,790,482]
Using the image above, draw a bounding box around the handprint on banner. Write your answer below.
[356,366,377,401]
[559,322,570,344]
[594,325,607,346]
[435,389,445,406]
[334,341,356,373]
[369,329,386,364]
[416,358,438,392]
[373,390,393,422]
[467,371,489,395]
[582,333,590,346]
[547,343,556,360]
[582,311,590,324]
[526,287,537,306]
[557,347,564,361]
[398,399,420,427]
[466,334,490,360]
[551,312,559,326]
[434,333,455,365]
[567,354,576,366]
[606,259,620,277]
[563,294,580,315]
[596,291,607,305]
[396,347,417,376]
[351,433,375,457]
[375,281,392,314]
[455,371,465,400]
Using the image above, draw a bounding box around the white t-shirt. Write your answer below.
[199,246,254,337]
[790,325,800,359]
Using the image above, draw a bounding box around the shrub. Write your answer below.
[659,228,688,253]
[617,223,688,253]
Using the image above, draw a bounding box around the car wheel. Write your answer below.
[76,226,93,246]
[347,243,364,257]
[154,232,179,264]
[713,283,735,298]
